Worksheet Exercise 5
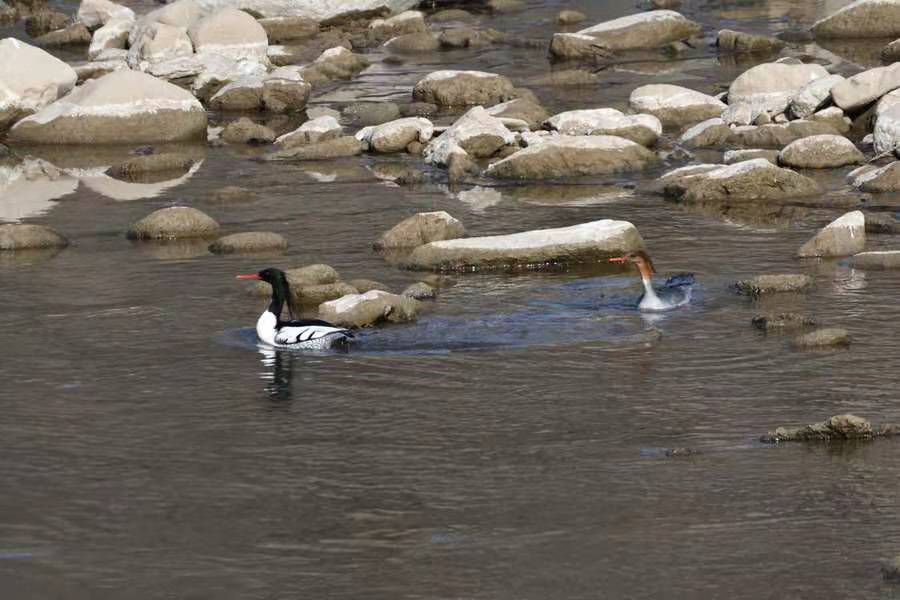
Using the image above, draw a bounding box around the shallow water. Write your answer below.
[5,0,900,598]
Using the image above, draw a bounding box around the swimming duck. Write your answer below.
[237,268,353,349]
[609,251,695,311]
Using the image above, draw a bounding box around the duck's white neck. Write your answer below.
[639,276,667,311]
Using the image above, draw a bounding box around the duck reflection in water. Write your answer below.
[258,347,295,402]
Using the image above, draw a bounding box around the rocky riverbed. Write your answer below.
[4,0,900,597]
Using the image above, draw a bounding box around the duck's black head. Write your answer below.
[237,268,288,286]
[237,268,294,318]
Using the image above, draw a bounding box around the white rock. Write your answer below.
[0,39,77,131]
[74,58,129,82]
[128,21,194,67]
[369,10,425,37]
[208,74,264,110]
[425,106,516,166]
[544,108,661,146]
[721,102,759,126]
[190,0,418,20]
[356,117,434,153]
[729,62,830,113]
[629,84,726,125]
[144,55,206,80]
[848,161,900,191]
[831,64,900,112]
[789,74,844,119]
[813,0,900,39]
[550,10,701,57]
[275,115,342,147]
[191,54,268,99]
[77,0,134,30]
[0,159,78,223]
[875,102,900,154]
[797,210,866,257]
[876,88,900,117]
[88,17,132,60]
[678,117,730,147]
[8,70,206,144]
[189,8,269,63]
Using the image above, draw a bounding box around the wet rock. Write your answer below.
[485,99,548,130]
[488,0,524,12]
[192,55,268,101]
[809,107,851,134]
[425,105,517,166]
[831,64,900,112]
[726,120,842,149]
[369,10,424,38]
[261,66,311,113]
[797,210,866,258]
[874,103,900,154]
[671,159,821,202]
[544,108,661,147]
[788,75,844,119]
[107,153,194,180]
[778,134,864,169]
[400,102,438,118]
[207,75,264,111]
[26,10,69,37]
[438,26,499,49]
[723,149,780,164]
[557,9,586,25]
[9,70,206,144]
[258,16,317,43]
[208,185,258,202]
[222,118,276,144]
[374,211,465,250]
[274,115,341,148]
[346,278,390,293]
[267,136,364,160]
[531,68,598,87]
[752,313,817,332]
[760,414,894,444]
[721,102,758,127]
[34,22,92,47]
[486,135,656,180]
[629,84,726,127]
[550,10,700,57]
[734,273,813,295]
[77,0,133,29]
[208,231,288,254]
[728,62,830,113]
[306,46,369,81]
[385,31,440,53]
[851,250,900,269]
[88,17,132,60]
[413,70,516,107]
[402,281,435,300]
[0,223,68,250]
[128,22,193,66]
[447,151,480,182]
[421,273,455,289]
[851,162,900,192]
[882,556,900,582]
[792,327,851,349]
[319,290,420,328]
[403,219,644,271]
[356,117,434,153]
[127,207,219,240]
[679,118,731,148]
[343,102,401,126]
[812,0,900,39]
[716,29,783,54]
[0,39,77,133]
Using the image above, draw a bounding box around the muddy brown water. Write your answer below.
[4,0,900,598]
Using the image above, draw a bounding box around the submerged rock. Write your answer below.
[267,136,364,160]
[851,250,900,269]
[209,232,288,254]
[127,207,219,240]
[728,62,830,113]
[778,134,864,169]
[343,102,401,127]
[374,211,465,250]
[812,0,900,39]
[760,414,895,443]
[107,153,194,180]
[412,70,516,107]
[402,219,645,271]
[665,159,821,202]
[734,274,813,295]
[544,108,662,146]
[208,185,258,202]
[318,290,420,328]
[0,38,77,132]
[792,327,852,349]
[385,31,440,53]
[629,84,726,126]
[797,211,866,258]
[9,70,206,144]
[486,135,657,180]
[716,29,783,54]
[550,10,700,57]
[222,118,276,144]
[751,313,817,332]
[0,223,68,250]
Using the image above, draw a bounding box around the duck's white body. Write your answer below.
[638,277,693,312]
[256,310,352,350]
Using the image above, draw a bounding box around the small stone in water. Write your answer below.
[792,327,850,350]
[760,414,896,443]
[734,274,813,295]
[751,313,817,332]
[882,556,900,582]
[402,282,436,300]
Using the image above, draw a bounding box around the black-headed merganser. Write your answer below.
[609,251,695,311]
[237,268,353,350]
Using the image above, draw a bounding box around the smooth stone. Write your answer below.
[797,210,866,258]
[369,10,425,38]
[629,84,726,126]
[290,282,358,306]
[384,31,440,53]
[812,0,900,39]
[127,21,193,66]
[127,206,219,240]
[258,16,318,43]
[851,250,900,269]
[267,136,363,160]
[809,107,851,134]
[401,281,435,299]
[849,162,900,191]
[874,102,900,154]
[0,38,77,132]
[670,159,822,202]
[374,211,465,250]
[725,121,842,149]
[402,219,645,271]
[345,278,390,293]
[413,70,516,107]
[734,273,813,295]
[400,102,438,118]
[544,108,662,146]
[222,118,276,144]
[831,63,900,112]
[728,62,830,113]
[356,117,434,153]
[34,23,92,47]
[208,75,264,111]
[0,223,68,250]
[789,74,845,119]
[88,17,132,60]
[557,9,586,24]
[778,134,864,169]
[486,135,656,180]
[208,231,288,254]
[77,0,134,29]
[262,66,311,113]
[716,29,783,53]
[318,290,420,328]
[550,10,701,57]
[304,46,369,82]
[426,105,516,166]
[679,118,731,147]
[275,115,341,148]
[189,0,418,22]
[249,264,339,300]
[792,328,851,349]
[485,99,548,130]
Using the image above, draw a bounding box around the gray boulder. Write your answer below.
[788,74,844,119]
[356,117,434,153]
[425,105,516,166]
[550,10,700,58]
[663,159,822,202]
[679,118,731,147]
[413,70,516,107]
[402,281,435,299]
[0,38,77,132]
[797,210,866,258]
[274,115,341,148]
[725,120,842,149]
[778,134,864,168]
[258,16,318,43]
[485,99,548,130]
[831,64,900,112]
[734,273,813,295]
[544,108,662,146]
[0,223,68,250]
[374,211,465,249]
[208,231,288,254]
[127,207,219,239]
[812,0,900,38]
[318,290,420,328]
[728,62,830,113]
[848,162,900,191]
[723,149,780,164]
[262,66,311,113]
[384,32,440,53]
[629,84,725,126]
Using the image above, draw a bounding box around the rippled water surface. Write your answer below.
[5,0,900,598]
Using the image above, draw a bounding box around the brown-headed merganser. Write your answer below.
[609,251,695,311]
[237,268,353,350]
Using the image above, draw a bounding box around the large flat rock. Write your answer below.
[402,219,645,271]
[0,38,77,132]
[550,10,700,58]
[812,0,900,39]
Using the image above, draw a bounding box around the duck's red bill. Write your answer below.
[236,274,262,280]
[608,257,627,263]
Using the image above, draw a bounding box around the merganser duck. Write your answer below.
[609,251,695,311]
[237,268,353,350]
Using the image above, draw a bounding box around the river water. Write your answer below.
[4,0,900,598]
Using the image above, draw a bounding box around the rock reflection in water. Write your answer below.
[673,198,812,230]
[0,158,78,222]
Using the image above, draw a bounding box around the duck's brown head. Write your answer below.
[609,251,655,280]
